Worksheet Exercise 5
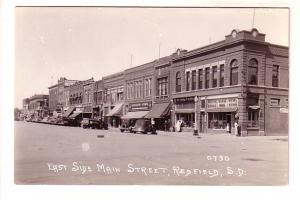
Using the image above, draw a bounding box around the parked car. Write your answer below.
[132,119,156,134]
[120,119,136,133]
[81,118,108,130]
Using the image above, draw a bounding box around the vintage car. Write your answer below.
[81,118,108,130]
[132,119,156,134]
[120,119,136,133]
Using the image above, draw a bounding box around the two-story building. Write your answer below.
[170,28,288,136]
[122,61,155,123]
[103,71,125,127]
[93,79,104,119]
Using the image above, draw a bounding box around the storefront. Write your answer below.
[105,103,123,127]
[123,101,151,119]
[173,96,196,131]
[205,96,238,134]
[145,102,171,130]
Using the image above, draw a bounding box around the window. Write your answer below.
[272,65,279,87]
[212,66,218,88]
[186,71,190,91]
[248,110,259,127]
[205,67,210,89]
[219,64,224,87]
[144,78,152,97]
[270,98,280,107]
[198,69,203,89]
[192,70,196,90]
[208,113,227,129]
[157,77,168,96]
[176,72,181,92]
[230,59,239,85]
[248,58,258,85]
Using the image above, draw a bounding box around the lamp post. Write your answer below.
[194,96,199,136]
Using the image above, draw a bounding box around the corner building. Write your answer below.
[170,29,288,136]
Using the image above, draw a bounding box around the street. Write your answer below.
[14,121,288,185]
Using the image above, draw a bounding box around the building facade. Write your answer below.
[102,71,125,127]
[170,29,288,136]
[93,79,104,118]
[122,61,155,124]
[27,94,49,118]
[48,77,78,115]
[68,78,94,118]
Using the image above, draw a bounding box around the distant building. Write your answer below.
[93,79,104,118]
[48,77,78,115]
[26,94,49,118]
[67,78,94,119]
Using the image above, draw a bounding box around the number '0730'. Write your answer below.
[206,155,230,162]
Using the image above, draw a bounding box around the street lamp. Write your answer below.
[194,96,199,136]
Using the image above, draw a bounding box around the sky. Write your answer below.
[15,7,289,108]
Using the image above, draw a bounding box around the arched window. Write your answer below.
[248,58,258,85]
[176,71,181,92]
[230,59,239,85]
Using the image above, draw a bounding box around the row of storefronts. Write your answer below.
[24,28,288,135]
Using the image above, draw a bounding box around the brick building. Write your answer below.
[93,79,104,118]
[68,78,94,119]
[103,71,125,127]
[122,61,155,123]
[26,94,49,118]
[48,77,78,115]
[170,29,288,136]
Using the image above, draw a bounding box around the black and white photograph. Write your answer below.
[13,6,289,185]
[1,1,300,200]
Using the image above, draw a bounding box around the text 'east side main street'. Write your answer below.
[47,162,246,178]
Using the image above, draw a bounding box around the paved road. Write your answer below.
[14,121,288,185]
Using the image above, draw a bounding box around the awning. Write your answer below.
[122,111,149,119]
[249,105,260,110]
[62,106,75,118]
[106,103,123,117]
[69,112,82,119]
[207,107,238,113]
[145,102,170,118]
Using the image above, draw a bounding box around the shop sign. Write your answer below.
[174,96,195,103]
[129,101,152,111]
[207,98,238,109]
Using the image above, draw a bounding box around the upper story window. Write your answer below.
[198,69,203,89]
[157,77,168,96]
[144,78,152,97]
[176,72,181,92]
[230,59,239,85]
[205,67,210,89]
[219,64,224,87]
[212,66,218,88]
[192,70,196,90]
[272,65,279,87]
[186,71,190,91]
[134,80,143,99]
[248,58,258,85]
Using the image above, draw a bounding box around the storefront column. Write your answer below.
[259,95,266,136]
[238,96,248,136]
[194,96,199,135]
[170,99,175,132]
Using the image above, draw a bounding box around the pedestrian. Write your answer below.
[234,121,239,136]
